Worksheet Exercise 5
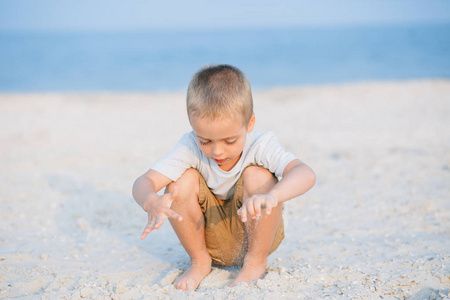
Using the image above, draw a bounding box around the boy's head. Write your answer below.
[186,64,253,126]
[187,65,255,171]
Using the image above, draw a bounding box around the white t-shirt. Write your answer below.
[151,131,297,200]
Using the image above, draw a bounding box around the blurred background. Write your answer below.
[0,0,449,92]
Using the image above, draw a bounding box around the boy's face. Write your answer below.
[190,114,255,171]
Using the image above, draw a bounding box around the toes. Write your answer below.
[173,276,189,291]
[185,279,197,291]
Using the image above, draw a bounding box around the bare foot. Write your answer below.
[173,260,212,291]
[228,258,267,287]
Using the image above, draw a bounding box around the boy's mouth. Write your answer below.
[214,158,227,164]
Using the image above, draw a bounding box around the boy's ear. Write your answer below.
[247,113,256,133]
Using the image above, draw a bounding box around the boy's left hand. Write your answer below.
[237,193,278,222]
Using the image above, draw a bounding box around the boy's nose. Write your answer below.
[211,144,223,156]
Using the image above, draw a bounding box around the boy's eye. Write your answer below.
[198,140,210,145]
[225,140,237,145]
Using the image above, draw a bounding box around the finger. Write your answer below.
[170,186,179,200]
[239,206,248,223]
[140,232,148,240]
[166,208,183,222]
[141,222,155,239]
[154,216,164,229]
[253,197,262,217]
[246,199,256,219]
[165,186,179,208]
[265,200,273,215]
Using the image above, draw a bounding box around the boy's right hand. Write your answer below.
[140,187,183,240]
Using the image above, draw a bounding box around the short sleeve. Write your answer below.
[151,132,200,182]
[254,132,297,178]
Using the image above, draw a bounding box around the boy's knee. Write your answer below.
[243,165,275,182]
[242,166,276,195]
[167,168,200,197]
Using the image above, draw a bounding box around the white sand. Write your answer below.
[1,80,449,299]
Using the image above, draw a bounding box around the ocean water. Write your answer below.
[0,24,449,92]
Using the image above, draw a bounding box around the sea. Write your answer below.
[0,23,449,92]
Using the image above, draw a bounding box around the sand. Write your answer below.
[0,80,449,299]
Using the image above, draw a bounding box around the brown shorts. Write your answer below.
[198,168,285,266]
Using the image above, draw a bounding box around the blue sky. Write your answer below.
[1,0,450,31]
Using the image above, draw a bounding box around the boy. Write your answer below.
[132,64,316,291]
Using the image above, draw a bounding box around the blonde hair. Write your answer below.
[186,64,253,126]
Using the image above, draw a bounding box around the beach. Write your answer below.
[1,79,449,299]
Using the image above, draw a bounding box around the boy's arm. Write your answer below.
[268,159,316,205]
[132,169,183,239]
[238,159,316,222]
[133,169,171,208]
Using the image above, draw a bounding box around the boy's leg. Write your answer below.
[230,166,282,286]
[166,168,212,291]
